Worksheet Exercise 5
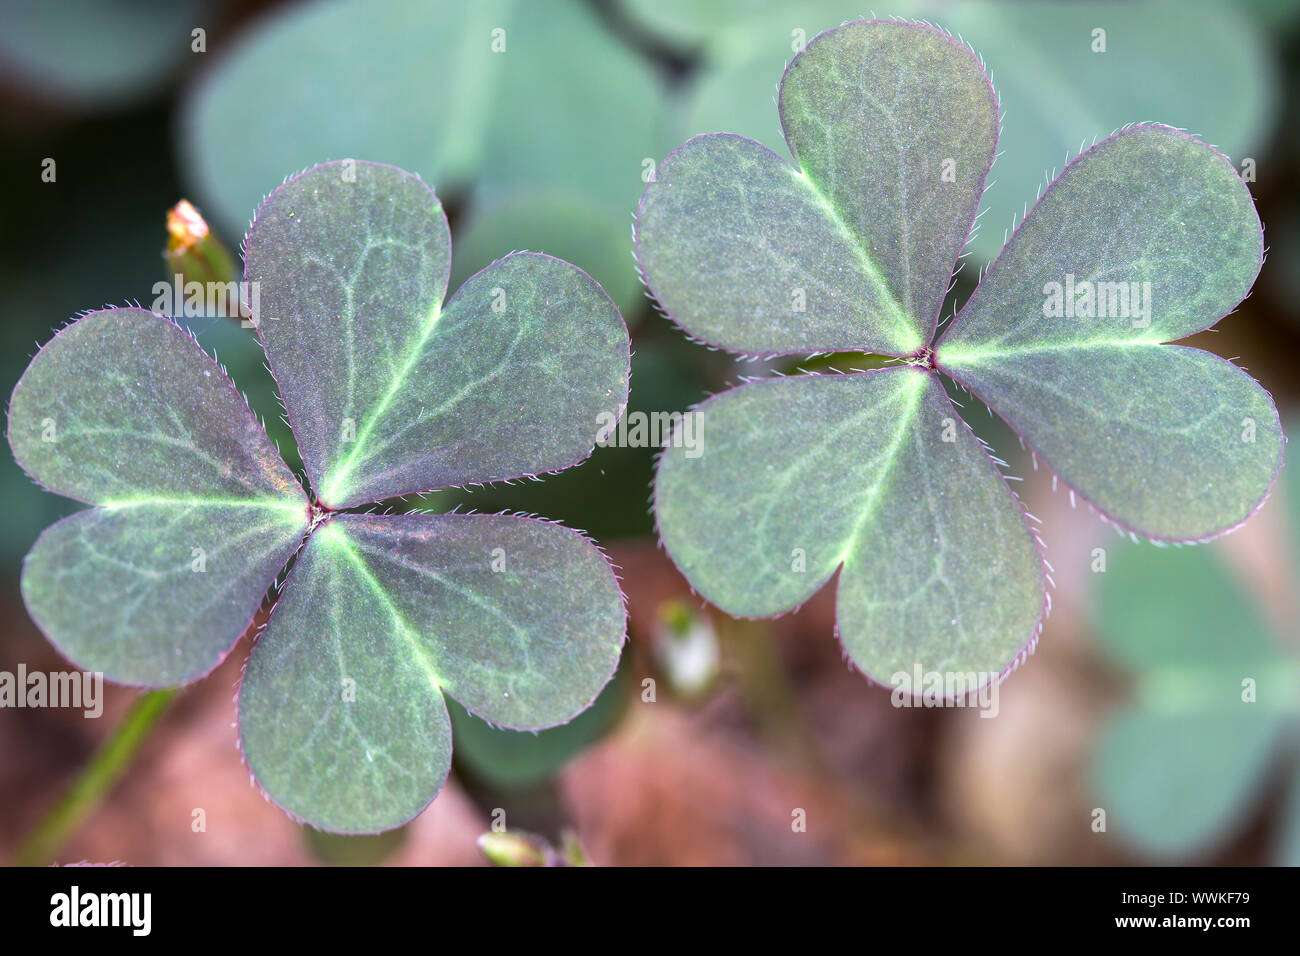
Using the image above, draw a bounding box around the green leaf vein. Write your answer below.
[787,165,915,344]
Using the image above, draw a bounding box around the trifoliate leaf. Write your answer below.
[10,159,631,833]
[638,19,1282,683]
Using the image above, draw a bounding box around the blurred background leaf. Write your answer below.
[0,0,206,110]
[182,0,669,319]
[1089,427,1300,860]
[448,665,627,791]
[301,824,408,865]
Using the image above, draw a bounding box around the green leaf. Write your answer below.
[244,160,629,510]
[940,126,1263,349]
[9,309,308,684]
[9,309,306,507]
[22,505,306,687]
[777,20,998,345]
[636,134,921,355]
[636,18,998,355]
[182,0,664,291]
[239,513,625,832]
[1096,708,1283,857]
[0,0,204,106]
[655,368,1043,678]
[1091,542,1292,856]
[936,125,1281,540]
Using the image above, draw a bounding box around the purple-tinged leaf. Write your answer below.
[8,309,309,684]
[640,19,1282,685]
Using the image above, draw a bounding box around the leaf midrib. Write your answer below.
[836,371,927,565]
[937,337,1164,365]
[100,497,307,513]
[787,166,920,353]
[325,523,445,693]
[320,299,443,505]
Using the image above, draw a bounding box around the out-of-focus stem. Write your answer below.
[11,689,178,866]
[164,200,244,318]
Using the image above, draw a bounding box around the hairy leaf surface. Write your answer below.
[9,309,306,506]
[24,504,305,685]
[637,134,922,355]
[778,20,998,343]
